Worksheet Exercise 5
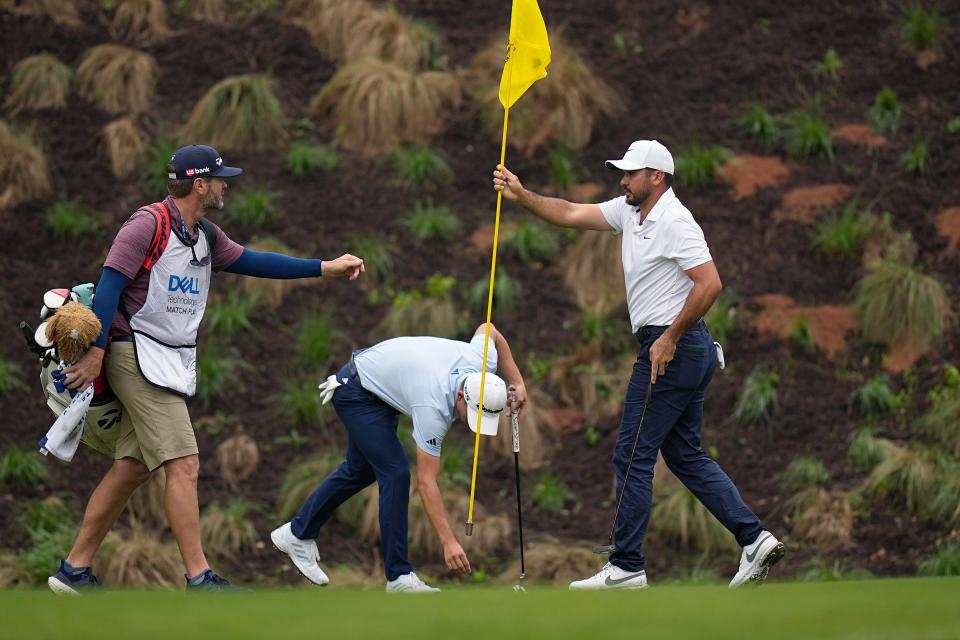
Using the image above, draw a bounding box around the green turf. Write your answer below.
[5,579,959,639]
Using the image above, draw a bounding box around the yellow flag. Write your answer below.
[498,0,551,109]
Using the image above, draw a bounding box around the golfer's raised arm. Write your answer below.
[493,164,610,231]
[475,322,527,411]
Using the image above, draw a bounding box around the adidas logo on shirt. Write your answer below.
[426,438,439,447]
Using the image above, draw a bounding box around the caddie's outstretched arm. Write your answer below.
[474,322,528,413]
[224,248,365,280]
[416,449,471,575]
[493,164,610,231]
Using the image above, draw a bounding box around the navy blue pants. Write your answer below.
[289,365,413,581]
[609,321,763,572]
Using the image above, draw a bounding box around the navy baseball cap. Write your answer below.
[168,144,243,180]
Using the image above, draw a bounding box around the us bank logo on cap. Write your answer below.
[168,144,244,180]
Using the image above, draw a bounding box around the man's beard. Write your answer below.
[625,187,650,206]
[201,190,224,211]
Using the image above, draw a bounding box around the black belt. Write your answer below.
[634,320,708,342]
[111,334,134,343]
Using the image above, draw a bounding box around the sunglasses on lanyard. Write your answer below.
[180,218,211,267]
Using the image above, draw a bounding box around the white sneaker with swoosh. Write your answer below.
[569,563,648,590]
[729,530,786,588]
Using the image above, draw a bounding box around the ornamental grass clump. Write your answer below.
[76,44,157,115]
[181,74,287,152]
[4,53,72,113]
[464,33,621,152]
[310,58,460,156]
[0,120,52,210]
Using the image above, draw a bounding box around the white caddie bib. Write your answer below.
[128,226,211,396]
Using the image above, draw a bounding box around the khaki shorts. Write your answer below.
[106,341,198,471]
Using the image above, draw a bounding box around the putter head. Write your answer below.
[592,543,616,555]
[512,583,526,593]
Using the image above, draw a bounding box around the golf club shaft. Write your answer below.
[604,380,653,548]
[510,394,525,576]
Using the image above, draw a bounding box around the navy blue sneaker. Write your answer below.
[185,569,238,591]
[48,560,100,595]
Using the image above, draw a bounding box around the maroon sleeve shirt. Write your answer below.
[103,198,244,337]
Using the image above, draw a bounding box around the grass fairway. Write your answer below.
[4,578,959,639]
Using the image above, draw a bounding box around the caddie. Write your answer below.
[49,144,365,594]
[270,322,526,592]
[493,140,785,590]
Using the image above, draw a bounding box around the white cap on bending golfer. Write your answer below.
[463,372,507,436]
[604,139,674,174]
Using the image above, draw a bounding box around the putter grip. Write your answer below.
[511,410,520,454]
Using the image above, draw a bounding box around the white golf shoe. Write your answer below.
[385,572,440,593]
[569,563,648,591]
[729,530,786,588]
[270,522,329,586]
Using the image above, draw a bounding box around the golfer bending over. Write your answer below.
[493,140,784,590]
[271,323,526,592]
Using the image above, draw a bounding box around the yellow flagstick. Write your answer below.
[466,45,516,536]
[465,0,550,535]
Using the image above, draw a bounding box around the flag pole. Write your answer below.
[466,42,516,536]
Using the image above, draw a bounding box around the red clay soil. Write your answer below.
[935,207,960,252]
[751,294,859,360]
[2,0,960,586]
[777,184,856,223]
[715,155,792,201]
[832,124,888,148]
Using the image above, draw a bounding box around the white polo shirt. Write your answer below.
[599,188,713,332]
[353,334,497,457]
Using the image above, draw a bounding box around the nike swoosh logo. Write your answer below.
[642,236,652,239]
[604,572,644,586]
[745,534,772,562]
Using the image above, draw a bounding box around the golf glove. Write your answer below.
[317,374,343,405]
[715,342,726,370]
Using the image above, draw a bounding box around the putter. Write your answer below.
[592,380,653,555]
[509,390,526,592]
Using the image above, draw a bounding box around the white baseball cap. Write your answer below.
[605,139,674,174]
[462,372,507,436]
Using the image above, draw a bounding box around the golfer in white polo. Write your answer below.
[271,322,527,592]
[493,140,785,590]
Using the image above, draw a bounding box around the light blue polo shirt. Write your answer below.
[353,334,498,457]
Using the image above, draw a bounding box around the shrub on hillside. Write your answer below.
[675,145,730,191]
[45,198,100,239]
[4,53,72,113]
[200,499,259,556]
[531,467,574,514]
[393,145,453,188]
[730,368,779,426]
[704,291,737,346]
[99,524,182,589]
[296,312,346,369]
[0,448,49,488]
[310,58,461,156]
[0,0,84,25]
[214,432,259,489]
[919,545,960,576]
[868,86,902,135]
[811,201,881,257]
[204,291,255,340]
[139,133,178,198]
[562,231,624,313]
[77,44,157,115]
[502,219,560,264]
[224,186,282,229]
[108,0,171,44]
[0,355,25,395]
[898,3,945,53]
[739,102,779,149]
[851,375,903,417]
[467,270,522,316]
[345,6,442,70]
[651,477,739,554]
[0,120,52,210]
[855,259,950,356]
[196,341,245,403]
[236,237,303,306]
[400,201,463,243]
[785,104,833,162]
[778,456,830,493]
[379,275,459,339]
[286,142,338,176]
[464,33,621,153]
[102,116,146,179]
[181,74,287,152]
